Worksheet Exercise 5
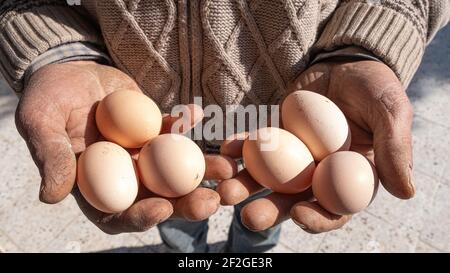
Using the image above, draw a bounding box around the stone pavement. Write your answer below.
[0,25,449,253]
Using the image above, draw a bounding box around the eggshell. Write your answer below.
[242,127,315,194]
[77,141,139,213]
[281,90,351,161]
[312,151,379,215]
[138,134,205,198]
[96,90,162,148]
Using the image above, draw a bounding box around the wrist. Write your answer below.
[23,42,111,90]
[311,46,381,65]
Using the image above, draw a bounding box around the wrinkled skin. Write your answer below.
[17,59,414,235]
[218,60,415,233]
[16,61,237,234]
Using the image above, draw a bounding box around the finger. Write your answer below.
[290,201,352,234]
[161,104,204,134]
[240,189,313,232]
[73,189,173,234]
[370,88,415,199]
[172,187,220,221]
[105,197,174,234]
[287,62,331,96]
[216,169,263,205]
[204,154,238,180]
[220,132,249,158]
[16,107,76,204]
[127,148,141,161]
[347,120,374,163]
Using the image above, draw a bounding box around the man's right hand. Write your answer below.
[16,61,236,234]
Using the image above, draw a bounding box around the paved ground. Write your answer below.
[0,25,449,253]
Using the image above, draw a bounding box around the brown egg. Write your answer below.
[243,127,315,194]
[138,134,205,198]
[96,90,162,148]
[282,90,351,161]
[77,141,139,213]
[312,151,379,215]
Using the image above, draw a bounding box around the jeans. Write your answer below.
[157,189,281,253]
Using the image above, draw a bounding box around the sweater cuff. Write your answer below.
[23,42,111,87]
[313,2,425,87]
[0,3,104,93]
[311,46,382,65]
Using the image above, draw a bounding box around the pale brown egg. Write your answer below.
[243,127,315,194]
[312,151,379,215]
[281,90,351,161]
[96,90,162,148]
[138,134,205,198]
[77,141,139,213]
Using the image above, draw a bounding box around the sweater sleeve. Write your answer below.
[313,0,450,87]
[0,0,104,93]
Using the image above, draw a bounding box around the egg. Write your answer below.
[312,151,379,215]
[138,134,205,198]
[96,90,162,148]
[77,141,139,213]
[281,90,351,161]
[242,127,315,194]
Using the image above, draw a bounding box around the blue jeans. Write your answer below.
[157,189,281,253]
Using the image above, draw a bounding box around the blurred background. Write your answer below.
[0,24,449,253]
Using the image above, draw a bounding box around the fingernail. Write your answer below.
[292,218,307,230]
[38,184,49,203]
[39,182,46,196]
[408,163,416,194]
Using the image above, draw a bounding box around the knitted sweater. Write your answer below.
[0,0,449,112]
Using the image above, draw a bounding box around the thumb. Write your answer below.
[370,85,415,199]
[16,107,76,204]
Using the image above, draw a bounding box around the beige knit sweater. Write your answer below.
[0,0,449,112]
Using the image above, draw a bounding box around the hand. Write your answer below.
[16,61,237,234]
[217,60,414,233]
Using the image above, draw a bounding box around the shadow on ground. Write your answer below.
[408,24,450,101]
[0,77,17,122]
[94,241,226,253]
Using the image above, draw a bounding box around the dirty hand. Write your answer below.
[16,61,236,234]
[218,60,414,233]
